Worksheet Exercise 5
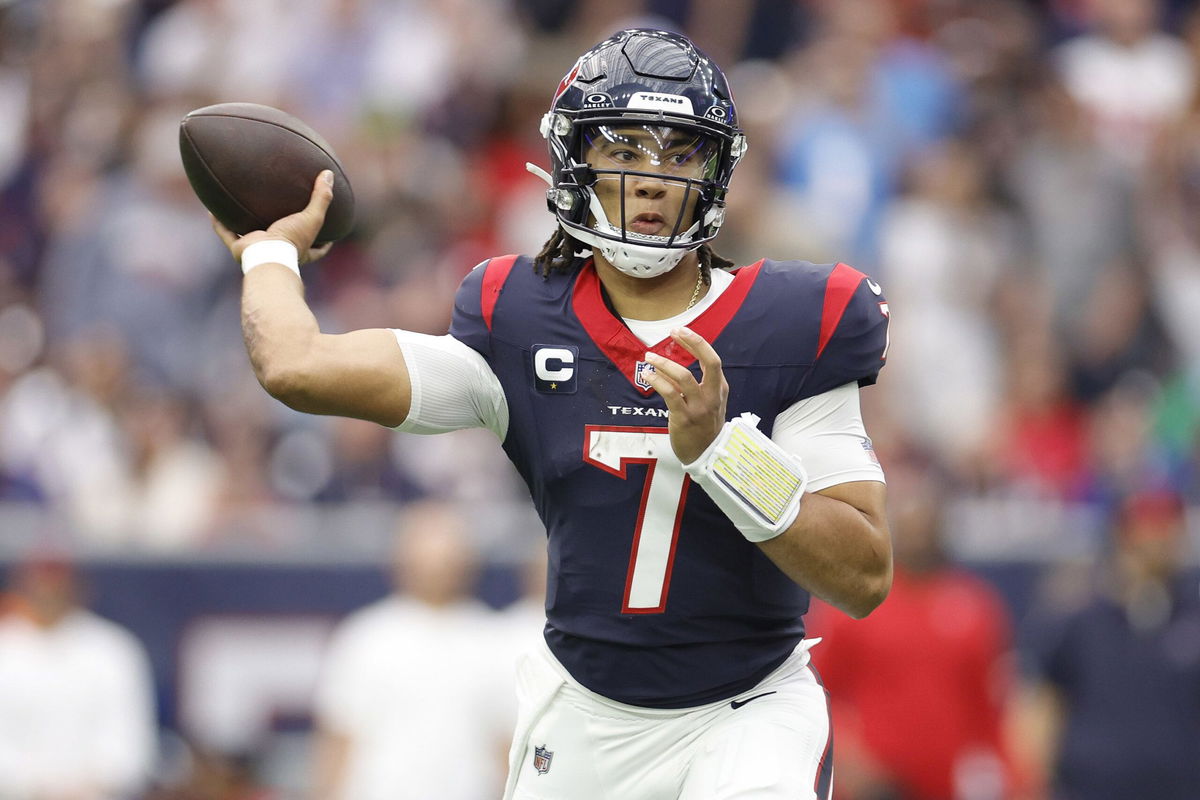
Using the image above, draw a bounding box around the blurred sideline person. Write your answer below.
[1020,488,1200,800]
[809,461,1022,800]
[213,29,891,799]
[0,552,158,800]
[499,536,548,652]
[493,537,550,769]
[311,501,513,800]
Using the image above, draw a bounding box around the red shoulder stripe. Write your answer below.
[480,255,519,332]
[815,262,866,360]
[680,260,762,359]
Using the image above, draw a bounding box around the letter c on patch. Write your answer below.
[535,347,575,382]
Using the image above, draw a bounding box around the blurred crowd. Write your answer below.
[0,0,1197,545]
[1,0,1199,797]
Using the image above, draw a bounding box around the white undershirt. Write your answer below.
[390,270,884,489]
[622,267,734,346]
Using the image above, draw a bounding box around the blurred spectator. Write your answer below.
[1081,375,1178,505]
[136,0,306,105]
[311,501,512,800]
[989,330,1090,498]
[495,535,549,693]
[0,551,158,799]
[311,416,424,503]
[810,461,1022,800]
[1066,258,1175,402]
[394,427,528,503]
[0,328,225,546]
[774,0,959,268]
[202,387,279,532]
[1140,8,1200,377]
[773,31,896,268]
[500,536,548,647]
[1020,488,1200,799]
[1055,0,1194,170]
[94,382,224,548]
[1003,75,1133,334]
[878,139,1017,468]
[37,102,234,392]
[0,333,129,521]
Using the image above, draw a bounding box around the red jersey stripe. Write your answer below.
[815,262,866,360]
[572,260,765,395]
[480,255,519,332]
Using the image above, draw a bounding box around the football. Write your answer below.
[179,102,355,243]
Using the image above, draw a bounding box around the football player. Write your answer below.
[213,29,892,800]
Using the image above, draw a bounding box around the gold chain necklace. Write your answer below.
[685,269,704,310]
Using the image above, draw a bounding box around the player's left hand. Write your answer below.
[642,327,728,464]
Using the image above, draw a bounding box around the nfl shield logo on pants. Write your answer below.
[533,744,554,775]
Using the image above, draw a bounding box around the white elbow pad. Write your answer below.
[683,413,808,543]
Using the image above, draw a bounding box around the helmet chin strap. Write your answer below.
[579,192,699,278]
[525,162,700,280]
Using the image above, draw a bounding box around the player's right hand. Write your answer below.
[211,171,335,265]
[642,326,729,464]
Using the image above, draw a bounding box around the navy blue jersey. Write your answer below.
[450,256,889,707]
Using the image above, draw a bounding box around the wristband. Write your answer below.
[683,412,808,543]
[241,239,300,277]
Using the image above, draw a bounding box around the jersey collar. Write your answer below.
[572,259,764,395]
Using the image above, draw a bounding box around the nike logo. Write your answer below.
[866,278,882,296]
[730,691,776,709]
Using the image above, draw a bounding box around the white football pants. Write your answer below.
[503,639,833,800]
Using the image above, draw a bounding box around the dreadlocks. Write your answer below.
[531,228,736,284]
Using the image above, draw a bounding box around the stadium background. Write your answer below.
[0,0,1198,796]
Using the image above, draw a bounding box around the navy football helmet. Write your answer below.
[528,29,747,277]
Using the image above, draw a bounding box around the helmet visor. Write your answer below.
[583,124,720,180]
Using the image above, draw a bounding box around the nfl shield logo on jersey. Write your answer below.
[634,360,656,391]
[533,744,554,775]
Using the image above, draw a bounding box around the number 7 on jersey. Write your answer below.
[584,426,690,614]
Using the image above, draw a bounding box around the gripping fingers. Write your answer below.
[306,170,335,214]
[643,351,699,394]
[671,327,722,379]
[641,356,687,405]
[264,170,335,254]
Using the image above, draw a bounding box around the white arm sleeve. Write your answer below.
[771,382,885,492]
[390,331,509,440]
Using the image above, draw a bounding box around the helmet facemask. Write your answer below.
[576,124,721,277]
[534,116,742,278]
[529,29,747,278]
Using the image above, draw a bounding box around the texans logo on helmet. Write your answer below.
[553,61,581,104]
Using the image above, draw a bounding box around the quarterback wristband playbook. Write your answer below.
[241,239,300,277]
[684,413,808,543]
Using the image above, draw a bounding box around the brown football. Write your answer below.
[179,102,355,243]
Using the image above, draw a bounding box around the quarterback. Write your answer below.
[214,29,892,800]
